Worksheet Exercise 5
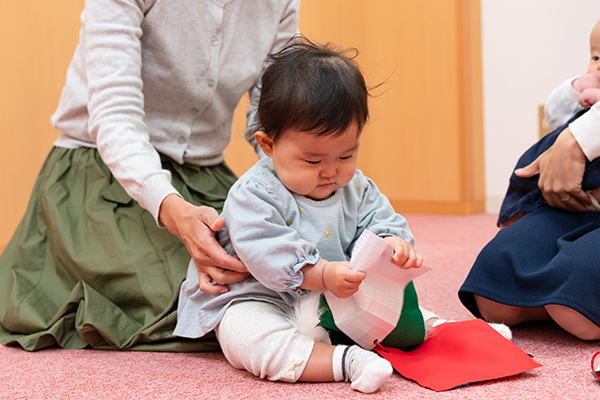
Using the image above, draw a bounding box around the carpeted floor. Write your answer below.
[1,214,599,399]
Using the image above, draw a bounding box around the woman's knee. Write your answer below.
[545,304,600,340]
[474,295,549,325]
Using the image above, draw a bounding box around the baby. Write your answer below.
[499,20,600,227]
[545,20,600,128]
[175,36,508,393]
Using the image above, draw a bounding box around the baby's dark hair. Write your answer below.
[257,36,369,141]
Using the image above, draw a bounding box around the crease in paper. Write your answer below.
[324,229,430,349]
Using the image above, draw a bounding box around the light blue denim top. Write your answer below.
[174,157,414,338]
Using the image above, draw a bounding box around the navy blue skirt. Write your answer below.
[459,207,600,327]
[461,109,600,325]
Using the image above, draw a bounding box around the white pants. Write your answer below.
[216,301,438,382]
[215,300,324,382]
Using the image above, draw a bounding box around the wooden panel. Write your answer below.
[0,0,484,248]
[357,0,463,204]
[227,0,485,215]
[0,0,84,248]
[226,1,368,175]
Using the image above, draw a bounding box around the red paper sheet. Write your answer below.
[374,319,542,391]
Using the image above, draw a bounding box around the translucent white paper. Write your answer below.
[324,229,431,349]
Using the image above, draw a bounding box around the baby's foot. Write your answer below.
[332,345,392,393]
[488,322,512,340]
[431,319,513,341]
[421,307,512,341]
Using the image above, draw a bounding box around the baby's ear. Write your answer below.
[254,131,274,157]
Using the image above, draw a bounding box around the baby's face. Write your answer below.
[587,21,600,76]
[268,123,361,201]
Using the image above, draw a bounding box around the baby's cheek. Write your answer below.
[343,170,356,183]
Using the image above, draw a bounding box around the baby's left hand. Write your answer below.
[383,236,423,269]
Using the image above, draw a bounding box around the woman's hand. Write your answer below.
[159,194,249,295]
[515,127,590,211]
[383,236,423,269]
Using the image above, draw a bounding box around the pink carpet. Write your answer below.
[1,214,599,399]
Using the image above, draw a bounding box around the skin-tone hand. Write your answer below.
[159,194,249,295]
[578,88,600,109]
[383,236,423,269]
[300,259,365,298]
[514,127,590,211]
[572,73,600,93]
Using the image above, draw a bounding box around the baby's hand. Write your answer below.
[322,261,366,299]
[573,73,600,93]
[578,88,600,109]
[383,236,423,269]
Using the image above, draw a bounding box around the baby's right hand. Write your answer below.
[578,88,600,109]
[573,73,600,93]
[322,261,366,299]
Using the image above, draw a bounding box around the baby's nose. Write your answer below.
[321,164,336,177]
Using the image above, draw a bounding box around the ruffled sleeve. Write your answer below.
[220,174,320,295]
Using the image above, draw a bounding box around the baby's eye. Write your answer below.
[593,55,600,62]
[340,155,354,160]
[305,160,320,165]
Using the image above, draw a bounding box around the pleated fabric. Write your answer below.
[0,147,236,351]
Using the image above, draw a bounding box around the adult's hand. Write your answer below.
[514,127,590,211]
[159,194,249,295]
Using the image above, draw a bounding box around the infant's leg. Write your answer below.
[216,300,316,382]
[216,300,393,393]
[301,342,393,393]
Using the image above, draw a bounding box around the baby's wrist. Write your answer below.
[320,260,330,291]
[299,258,329,291]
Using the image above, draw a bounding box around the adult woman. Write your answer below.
[459,82,600,340]
[0,0,299,351]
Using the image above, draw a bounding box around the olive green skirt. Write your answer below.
[0,147,237,351]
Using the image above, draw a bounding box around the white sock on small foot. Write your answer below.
[419,307,512,340]
[431,317,456,328]
[332,345,392,393]
[421,307,456,336]
[488,322,512,341]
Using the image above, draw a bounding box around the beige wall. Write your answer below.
[0,0,484,251]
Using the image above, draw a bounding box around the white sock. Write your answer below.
[421,308,513,341]
[421,307,456,337]
[332,345,392,393]
[488,322,512,341]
